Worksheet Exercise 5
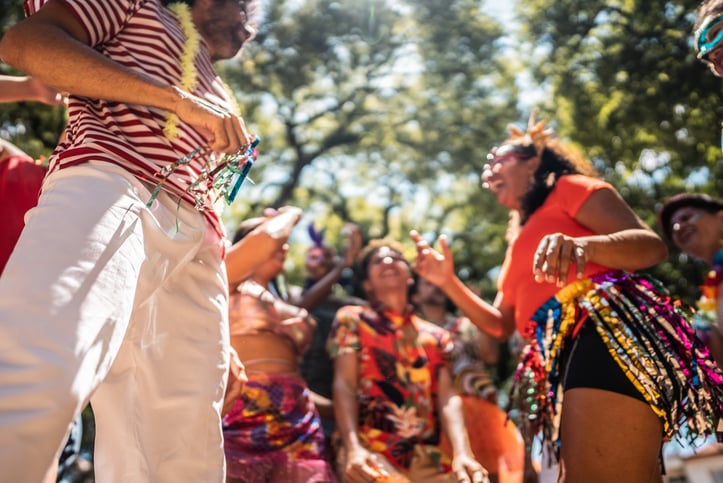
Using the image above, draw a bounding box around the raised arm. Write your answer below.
[533,187,668,286]
[225,208,302,287]
[0,0,250,152]
[410,230,516,339]
[296,224,362,311]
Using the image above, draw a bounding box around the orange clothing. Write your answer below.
[497,174,612,335]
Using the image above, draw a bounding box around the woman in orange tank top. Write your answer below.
[411,112,723,483]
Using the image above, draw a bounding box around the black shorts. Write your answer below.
[561,321,646,403]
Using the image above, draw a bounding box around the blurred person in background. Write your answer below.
[658,193,723,369]
[289,222,364,439]
[329,238,488,483]
[223,209,337,483]
[412,276,525,483]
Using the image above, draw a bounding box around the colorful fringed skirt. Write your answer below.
[222,372,337,482]
[508,270,723,454]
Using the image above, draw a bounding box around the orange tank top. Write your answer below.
[497,174,613,336]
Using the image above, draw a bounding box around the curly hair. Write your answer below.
[518,138,599,225]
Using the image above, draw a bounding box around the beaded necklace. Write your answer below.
[165,2,200,139]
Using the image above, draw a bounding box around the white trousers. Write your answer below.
[0,162,230,483]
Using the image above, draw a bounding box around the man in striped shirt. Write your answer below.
[0,1,278,481]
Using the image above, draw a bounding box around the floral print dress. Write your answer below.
[327,303,455,473]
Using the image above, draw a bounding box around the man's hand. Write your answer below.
[172,87,252,154]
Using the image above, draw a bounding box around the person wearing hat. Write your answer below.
[659,193,723,368]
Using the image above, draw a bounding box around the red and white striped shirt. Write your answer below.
[24,0,236,237]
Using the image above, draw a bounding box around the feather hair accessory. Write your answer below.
[505,108,555,156]
[307,223,326,248]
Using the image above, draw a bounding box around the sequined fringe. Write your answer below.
[507,270,723,457]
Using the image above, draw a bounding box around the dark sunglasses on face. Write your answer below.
[486,143,537,166]
[369,249,407,265]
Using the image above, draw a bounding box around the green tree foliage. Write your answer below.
[516,0,721,302]
[3,0,715,304]
[220,0,519,293]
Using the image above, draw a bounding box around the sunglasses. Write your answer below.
[671,210,705,234]
[486,143,537,166]
[696,14,723,68]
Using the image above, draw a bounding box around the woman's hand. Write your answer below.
[341,223,363,268]
[344,446,391,483]
[24,76,66,106]
[410,230,455,287]
[451,453,489,483]
[533,233,588,287]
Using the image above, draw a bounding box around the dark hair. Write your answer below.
[519,148,576,224]
[518,141,599,224]
[658,193,723,240]
[356,239,408,283]
[231,217,265,244]
[411,273,456,313]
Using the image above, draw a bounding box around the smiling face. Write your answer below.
[362,246,412,298]
[669,206,723,262]
[192,0,258,61]
[481,143,539,210]
[305,246,335,281]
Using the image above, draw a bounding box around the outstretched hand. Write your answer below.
[341,224,363,268]
[409,230,455,288]
[0,75,66,107]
